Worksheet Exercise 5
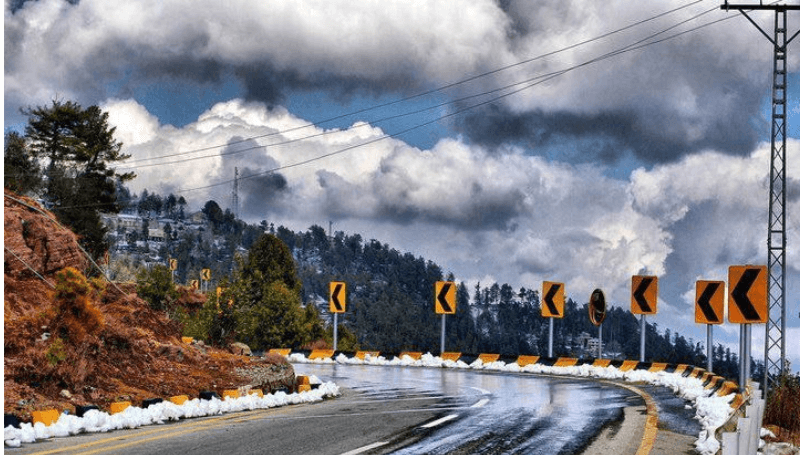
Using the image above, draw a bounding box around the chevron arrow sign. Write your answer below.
[695,280,724,325]
[728,265,767,324]
[329,281,346,313]
[435,281,456,315]
[542,281,564,318]
[631,275,658,315]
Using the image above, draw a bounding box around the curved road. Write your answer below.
[11,362,686,455]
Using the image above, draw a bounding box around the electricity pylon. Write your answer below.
[721,1,799,395]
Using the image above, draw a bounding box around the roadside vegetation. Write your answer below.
[764,371,800,445]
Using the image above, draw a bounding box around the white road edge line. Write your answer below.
[340,441,390,455]
[421,414,459,428]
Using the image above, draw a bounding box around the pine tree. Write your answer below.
[22,100,134,261]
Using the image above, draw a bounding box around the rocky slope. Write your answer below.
[4,190,293,422]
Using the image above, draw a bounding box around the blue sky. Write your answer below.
[5,0,800,371]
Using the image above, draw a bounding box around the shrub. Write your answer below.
[765,371,800,434]
[136,264,178,312]
[52,267,104,342]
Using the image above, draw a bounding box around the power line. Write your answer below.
[178,5,734,194]
[118,0,706,169]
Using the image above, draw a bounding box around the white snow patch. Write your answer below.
[291,352,740,455]
[4,382,340,447]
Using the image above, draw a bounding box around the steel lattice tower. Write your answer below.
[722,2,799,394]
[232,166,240,219]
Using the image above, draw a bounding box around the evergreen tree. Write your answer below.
[231,233,313,349]
[4,131,42,194]
[22,100,134,261]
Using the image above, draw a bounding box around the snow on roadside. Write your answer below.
[292,352,737,455]
[4,382,340,448]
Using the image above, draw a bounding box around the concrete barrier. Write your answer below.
[553,357,578,367]
[399,351,422,360]
[355,351,380,360]
[441,352,461,362]
[222,390,240,400]
[478,353,500,363]
[32,409,59,426]
[109,401,131,414]
[308,349,335,360]
[516,355,539,367]
[169,395,189,405]
[269,348,292,356]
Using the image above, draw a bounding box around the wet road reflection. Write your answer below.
[295,364,640,454]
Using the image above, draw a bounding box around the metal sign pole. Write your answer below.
[333,313,338,351]
[745,324,751,387]
[707,324,714,373]
[739,324,746,392]
[548,317,554,358]
[440,314,446,356]
[640,315,646,362]
[598,324,603,359]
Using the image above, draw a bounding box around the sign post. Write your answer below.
[542,282,564,357]
[201,268,211,293]
[728,265,767,392]
[588,289,606,358]
[329,282,346,351]
[435,281,456,355]
[696,280,725,372]
[631,275,658,362]
[169,258,178,284]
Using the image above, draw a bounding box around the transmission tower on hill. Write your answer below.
[232,167,240,219]
[721,1,799,395]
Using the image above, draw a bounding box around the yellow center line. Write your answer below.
[604,380,659,455]
[24,410,271,455]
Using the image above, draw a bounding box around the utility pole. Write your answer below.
[721,1,799,395]
[231,167,240,219]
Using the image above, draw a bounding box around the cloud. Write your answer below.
[7,0,791,164]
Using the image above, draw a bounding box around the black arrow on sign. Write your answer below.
[331,283,344,312]
[633,277,654,313]
[544,283,561,316]
[437,283,453,313]
[732,268,761,321]
[697,282,721,323]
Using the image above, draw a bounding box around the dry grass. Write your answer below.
[764,373,800,445]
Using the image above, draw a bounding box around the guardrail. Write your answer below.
[721,384,765,455]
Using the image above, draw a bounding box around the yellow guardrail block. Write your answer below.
[516,355,540,367]
[673,364,690,375]
[619,360,639,371]
[554,357,578,367]
[181,336,194,344]
[222,390,240,400]
[308,349,335,360]
[399,351,422,360]
[32,409,60,426]
[109,401,131,414]
[592,359,612,368]
[441,352,461,362]
[296,375,310,385]
[248,389,264,398]
[298,384,312,393]
[649,362,668,373]
[717,381,739,396]
[355,351,380,360]
[169,395,189,405]
[269,348,291,356]
[478,353,500,363]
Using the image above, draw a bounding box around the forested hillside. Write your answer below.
[105,193,749,380]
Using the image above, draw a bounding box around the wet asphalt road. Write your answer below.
[9,364,700,455]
